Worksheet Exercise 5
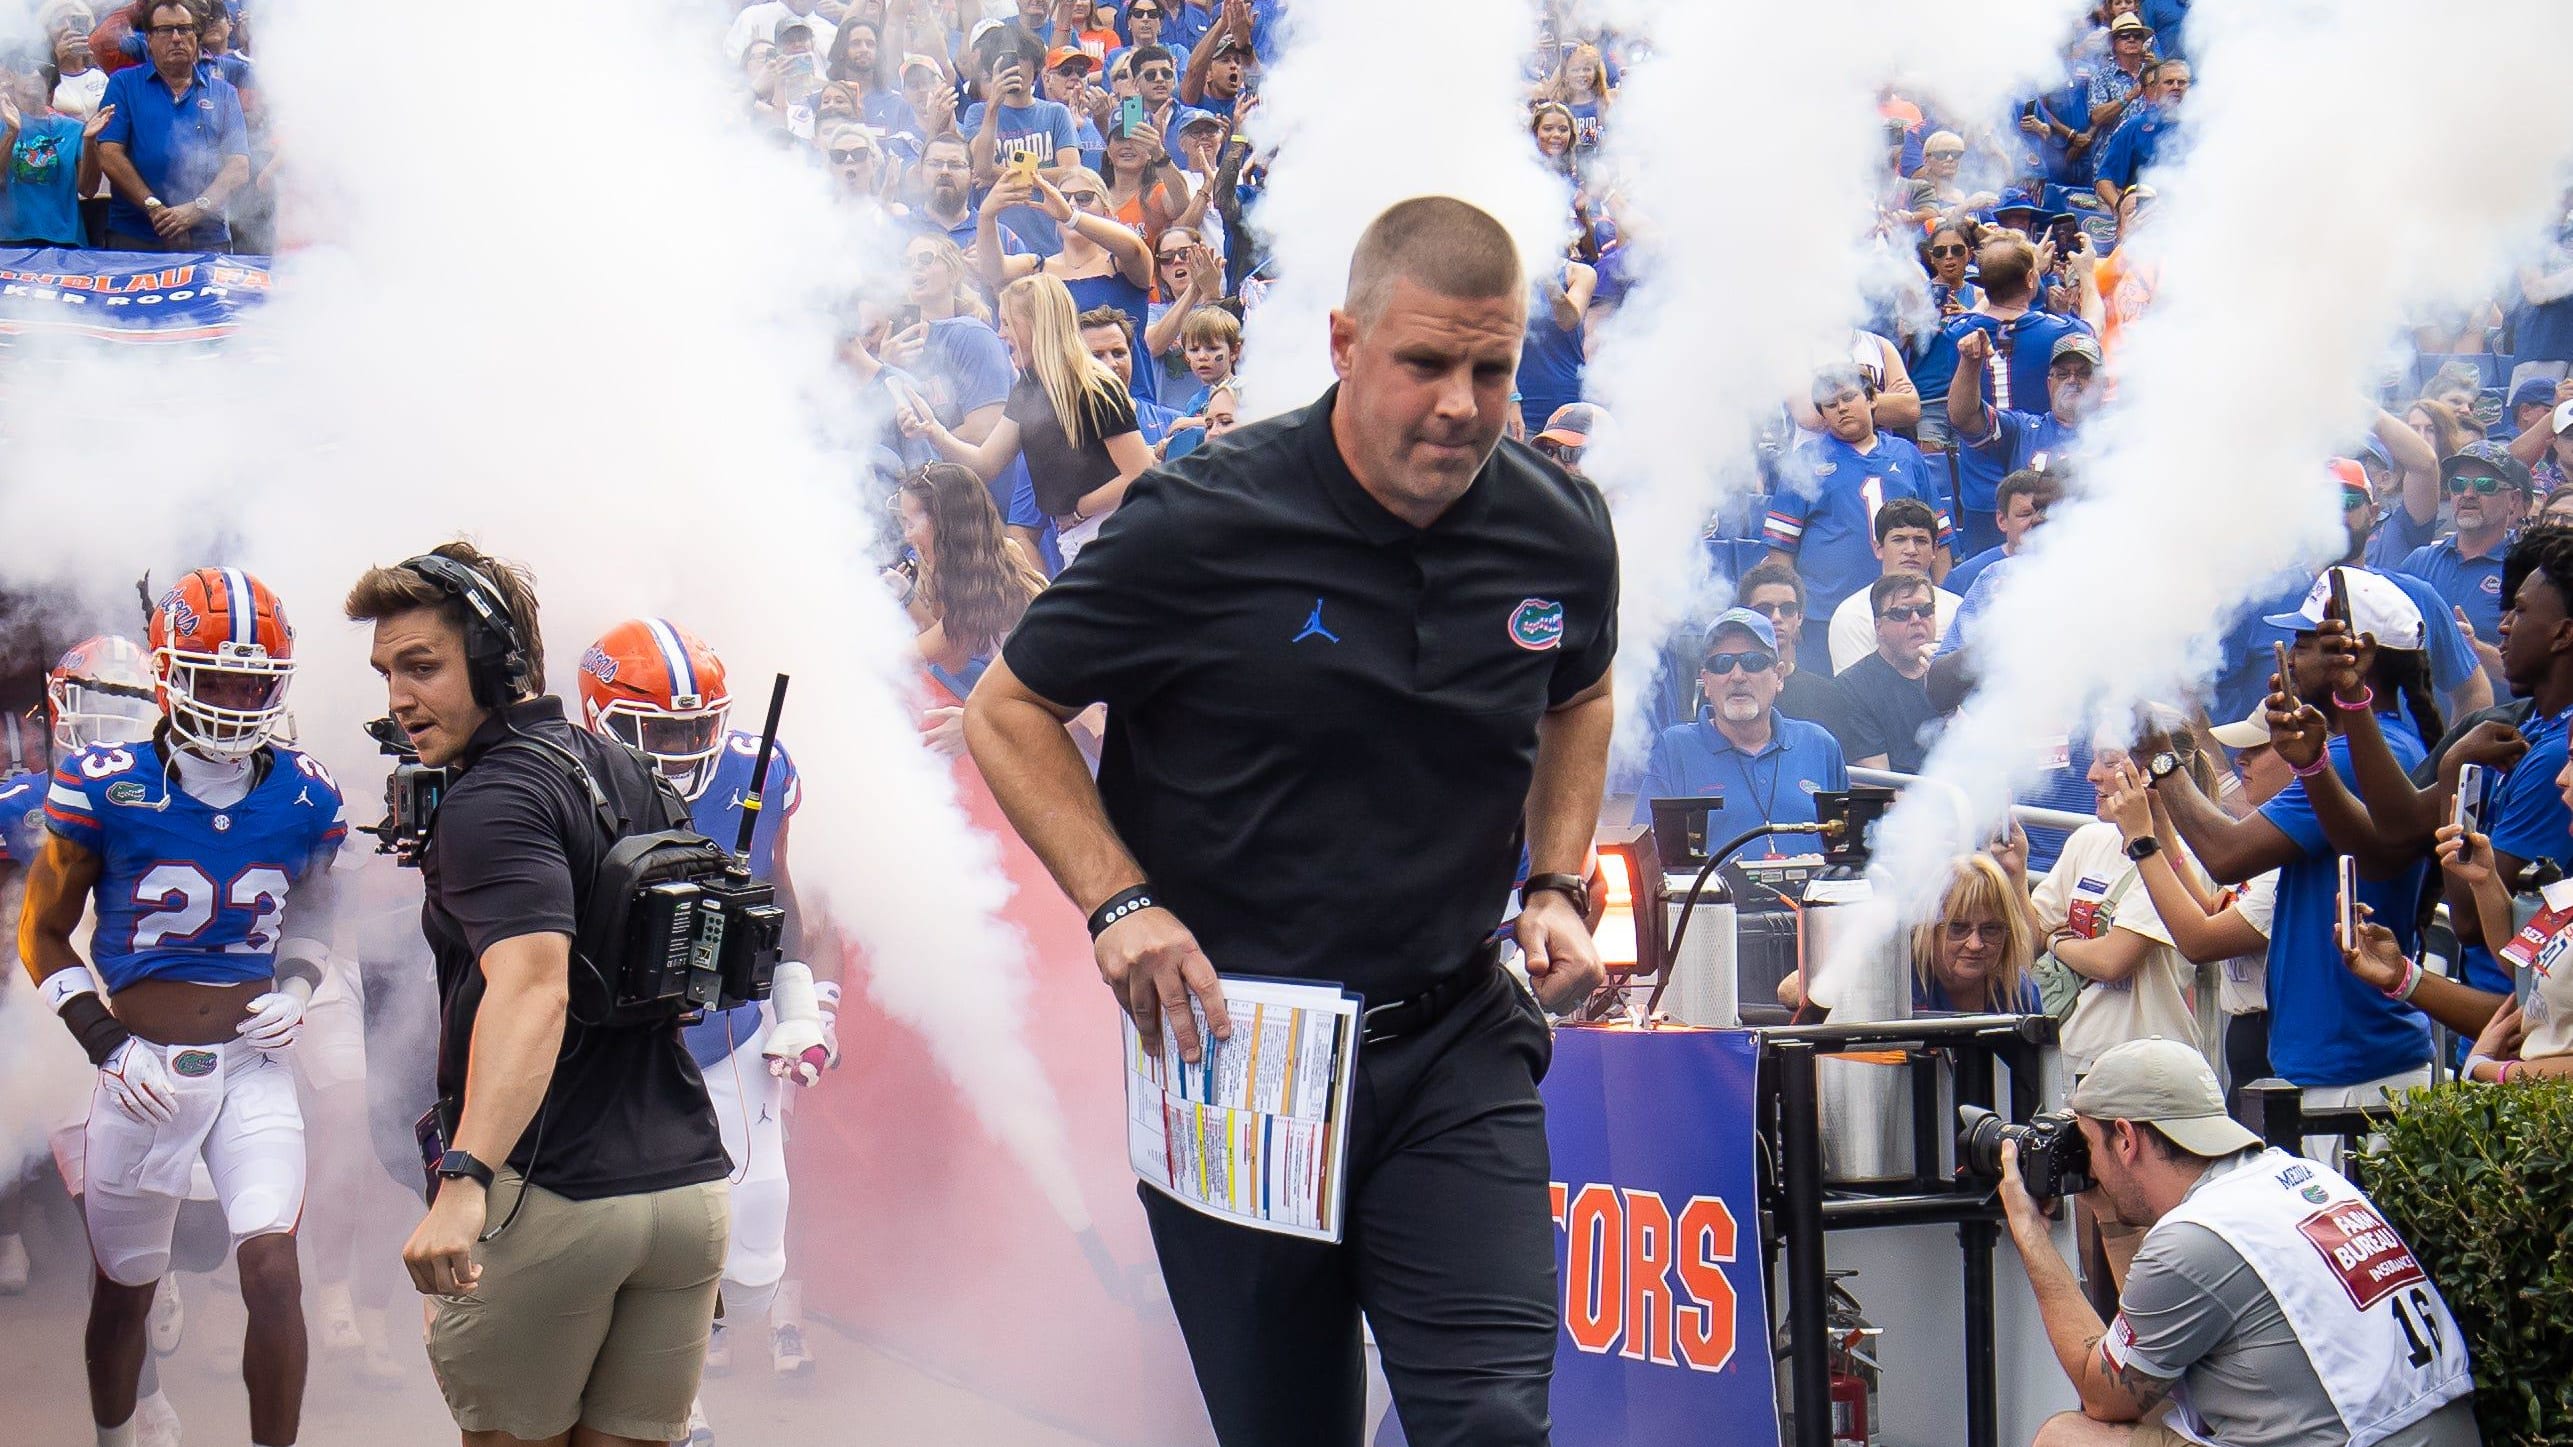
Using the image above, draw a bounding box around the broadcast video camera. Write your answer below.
[360,714,447,867]
[1957,1104,2095,1199]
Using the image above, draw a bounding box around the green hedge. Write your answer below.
[2358,1080,2573,1446]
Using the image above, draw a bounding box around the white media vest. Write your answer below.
[2109,1149,2470,1447]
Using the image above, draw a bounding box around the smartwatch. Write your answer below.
[2123,835,2162,862]
[435,1149,495,1189]
[1523,872,1591,919]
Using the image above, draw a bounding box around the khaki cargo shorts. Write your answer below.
[426,1172,729,1442]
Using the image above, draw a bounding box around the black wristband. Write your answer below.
[1087,884,1159,939]
[59,993,133,1067]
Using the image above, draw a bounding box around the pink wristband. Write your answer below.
[2292,755,2332,778]
[2380,957,2423,1001]
[2332,686,2375,712]
[2501,1060,2521,1085]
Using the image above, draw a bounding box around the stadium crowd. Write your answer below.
[0,1,2565,1443]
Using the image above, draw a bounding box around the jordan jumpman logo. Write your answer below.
[1294,598,1340,644]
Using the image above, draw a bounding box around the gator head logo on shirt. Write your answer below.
[1509,598,1566,652]
[104,781,150,807]
[171,1049,218,1078]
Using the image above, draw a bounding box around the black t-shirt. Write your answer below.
[1006,370,1139,520]
[1776,664,1841,728]
[419,697,728,1200]
[1825,652,1938,773]
[1001,384,1620,1001]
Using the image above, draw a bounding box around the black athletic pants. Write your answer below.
[1141,967,1558,1447]
[2225,1010,2273,1123]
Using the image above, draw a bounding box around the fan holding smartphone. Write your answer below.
[2149,565,2446,1135]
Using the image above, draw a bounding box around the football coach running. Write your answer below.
[966,195,1618,1447]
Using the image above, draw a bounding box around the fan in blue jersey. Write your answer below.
[20,569,344,1447]
[579,617,833,1409]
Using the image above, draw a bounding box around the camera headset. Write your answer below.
[401,553,534,709]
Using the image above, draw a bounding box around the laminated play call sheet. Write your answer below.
[1124,976,1361,1242]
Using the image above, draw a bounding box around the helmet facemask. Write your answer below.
[50,674,160,751]
[156,642,295,761]
[596,698,731,800]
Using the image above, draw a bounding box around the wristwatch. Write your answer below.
[2145,751,2182,783]
[435,1149,495,1189]
[2123,834,2162,862]
[142,195,164,212]
[1523,872,1591,919]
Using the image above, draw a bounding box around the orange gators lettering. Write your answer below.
[1622,1190,1676,1365]
[1563,1184,1624,1354]
[1555,1183,1745,1373]
[1673,1195,1740,1371]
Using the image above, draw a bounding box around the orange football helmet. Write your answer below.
[47,634,157,752]
[146,567,297,759]
[579,618,732,799]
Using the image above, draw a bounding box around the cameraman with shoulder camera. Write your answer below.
[345,543,731,1447]
[1996,1038,2479,1447]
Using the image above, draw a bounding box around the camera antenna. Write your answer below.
[733,675,790,859]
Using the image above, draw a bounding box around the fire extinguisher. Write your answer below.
[1774,1270,1884,1446]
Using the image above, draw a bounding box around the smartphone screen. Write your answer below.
[2456,762,2488,837]
[2338,856,2360,946]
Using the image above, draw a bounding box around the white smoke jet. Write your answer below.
[1235,0,1569,420]
[1823,0,2573,1003]
[0,0,1090,1229]
[1580,0,2085,764]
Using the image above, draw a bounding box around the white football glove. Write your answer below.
[818,979,842,1069]
[763,1018,831,1086]
[234,990,307,1053]
[99,1040,177,1124]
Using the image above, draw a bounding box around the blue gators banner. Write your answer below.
[0,247,270,343]
[1545,1026,1778,1447]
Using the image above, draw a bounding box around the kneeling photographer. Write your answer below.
[1986,1038,2479,1447]
[345,543,742,1447]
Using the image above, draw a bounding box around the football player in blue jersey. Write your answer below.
[1,636,164,1338]
[0,706,46,1301]
[2,636,162,879]
[18,570,345,1447]
[579,617,833,1439]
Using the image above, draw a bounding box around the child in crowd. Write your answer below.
[1174,304,1240,411]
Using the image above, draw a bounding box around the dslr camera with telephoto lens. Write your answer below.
[1957,1104,2095,1198]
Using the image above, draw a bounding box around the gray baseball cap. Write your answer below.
[2070,1038,2262,1157]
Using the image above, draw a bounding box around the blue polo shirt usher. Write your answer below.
[2398,534,2509,672]
[1631,711,1849,855]
[96,62,247,247]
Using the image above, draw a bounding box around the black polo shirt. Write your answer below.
[1002,384,1620,1001]
[420,697,728,1200]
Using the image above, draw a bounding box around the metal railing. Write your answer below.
[1847,765,2099,836]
